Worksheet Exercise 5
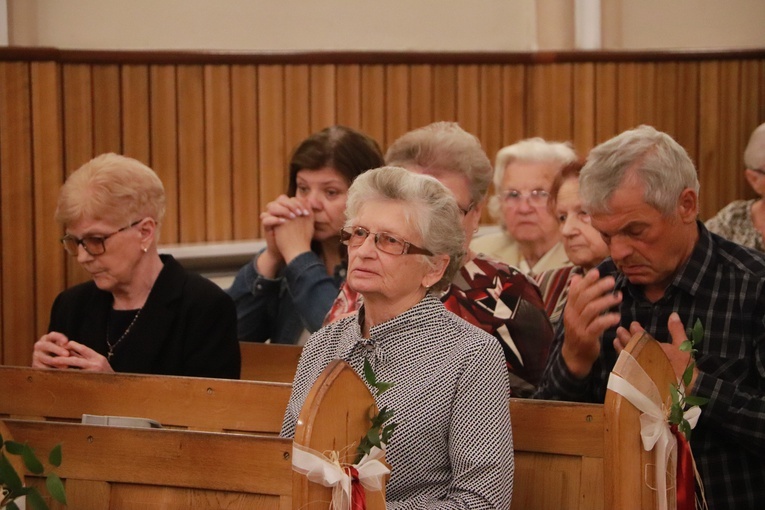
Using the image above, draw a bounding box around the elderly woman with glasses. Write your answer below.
[32,153,240,378]
[706,122,765,250]
[471,138,577,276]
[326,122,554,397]
[281,166,513,508]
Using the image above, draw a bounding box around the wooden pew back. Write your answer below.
[239,342,302,383]
[0,366,290,434]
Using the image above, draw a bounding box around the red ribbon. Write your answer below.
[670,425,695,510]
[347,466,366,510]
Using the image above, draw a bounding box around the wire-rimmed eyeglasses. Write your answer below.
[61,219,143,256]
[500,189,550,207]
[340,226,433,256]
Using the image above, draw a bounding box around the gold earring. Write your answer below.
[142,247,148,253]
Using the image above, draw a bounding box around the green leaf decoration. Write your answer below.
[363,358,377,387]
[48,444,62,468]
[25,487,49,510]
[682,362,695,388]
[679,340,692,352]
[5,441,25,456]
[691,319,704,345]
[21,445,44,475]
[0,452,23,493]
[46,472,67,504]
[374,381,395,394]
[684,395,709,407]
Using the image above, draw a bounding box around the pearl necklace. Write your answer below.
[106,308,143,361]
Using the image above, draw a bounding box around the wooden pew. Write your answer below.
[510,331,678,510]
[0,366,290,434]
[1,360,383,510]
[239,342,302,383]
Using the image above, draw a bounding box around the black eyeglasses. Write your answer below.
[500,189,550,207]
[61,219,143,256]
[340,226,433,256]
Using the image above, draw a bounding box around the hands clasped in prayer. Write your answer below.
[34,331,114,372]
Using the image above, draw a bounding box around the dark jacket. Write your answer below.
[48,254,240,378]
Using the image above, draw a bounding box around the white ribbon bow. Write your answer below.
[606,350,700,510]
[292,443,390,510]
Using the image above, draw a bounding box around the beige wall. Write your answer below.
[8,0,765,52]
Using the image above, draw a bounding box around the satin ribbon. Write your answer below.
[606,350,700,510]
[292,443,389,510]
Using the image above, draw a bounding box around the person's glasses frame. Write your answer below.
[500,189,550,207]
[339,226,434,256]
[60,219,144,257]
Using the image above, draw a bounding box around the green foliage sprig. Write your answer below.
[668,318,709,440]
[0,434,66,510]
[355,358,397,464]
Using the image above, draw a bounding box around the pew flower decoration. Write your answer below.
[355,358,397,464]
[0,434,67,510]
[668,319,709,440]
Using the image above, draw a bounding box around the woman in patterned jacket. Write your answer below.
[281,166,513,509]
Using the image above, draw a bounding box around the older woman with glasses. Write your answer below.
[706,122,765,250]
[282,166,513,508]
[471,138,577,276]
[32,153,240,378]
[326,122,554,397]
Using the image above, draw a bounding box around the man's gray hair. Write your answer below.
[346,166,465,293]
[580,125,699,216]
[744,122,765,171]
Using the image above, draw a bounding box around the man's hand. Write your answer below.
[660,312,697,389]
[561,268,622,378]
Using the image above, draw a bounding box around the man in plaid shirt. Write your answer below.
[536,125,765,509]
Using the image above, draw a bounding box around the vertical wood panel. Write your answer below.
[176,65,206,242]
[121,65,151,164]
[528,64,573,141]
[499,64,526,146]
[456,65,481,138]
[203,65,233,241]
[258,65,287,215]
[30,62,65,348]
[594,62,618,144]
[433,65,457,123]
[479,65,504,160]
[91,65,122,155]
[149,65,179,243]
[336,65,361,128]
[231,65,260,239]
[572,63,596,157]
[674,62,699,165]
[718,61,745,212]
[698,61,722,220]
[409,65,433,129]
[385,65,410,147]
[284,64,310,158]
[0,62,35,364]
[309,64,336,132]
[359,65,385,148]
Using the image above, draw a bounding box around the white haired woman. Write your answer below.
[32,153,240,378]
[281,166,513,508]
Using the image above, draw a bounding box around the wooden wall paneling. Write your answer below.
[335,65,362,128]
[257,65,287,218]
[0,62,35,365]
[479,65,504,160]
[432,65,458,124]
[527,63,574,142]
[738,59,763,202]
[359,65,386,147]
[571,63,596,157]
[283,64,311,158]
[697,61,722,220]
[455,65,481,141]
[615,62,639,132]
[632,63,658,130]
[499,64,526,147]
[717,61,746,214]
[653,62,679,139]
[91,65,122,155]
[673,62,700,168]
[593,62,618,145]
[203,65,233,241]
[230,65,261,240]
[176,65,206,242]
[30,61,65,348]
[61,64,94,286]
[409,64,434,130]
[309,64,337,133]
[121,65,151,164]
[384,64,410,147]
[149,65,180,243]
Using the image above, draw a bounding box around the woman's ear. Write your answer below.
[422,254,450,289]
[138,217,157,247]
